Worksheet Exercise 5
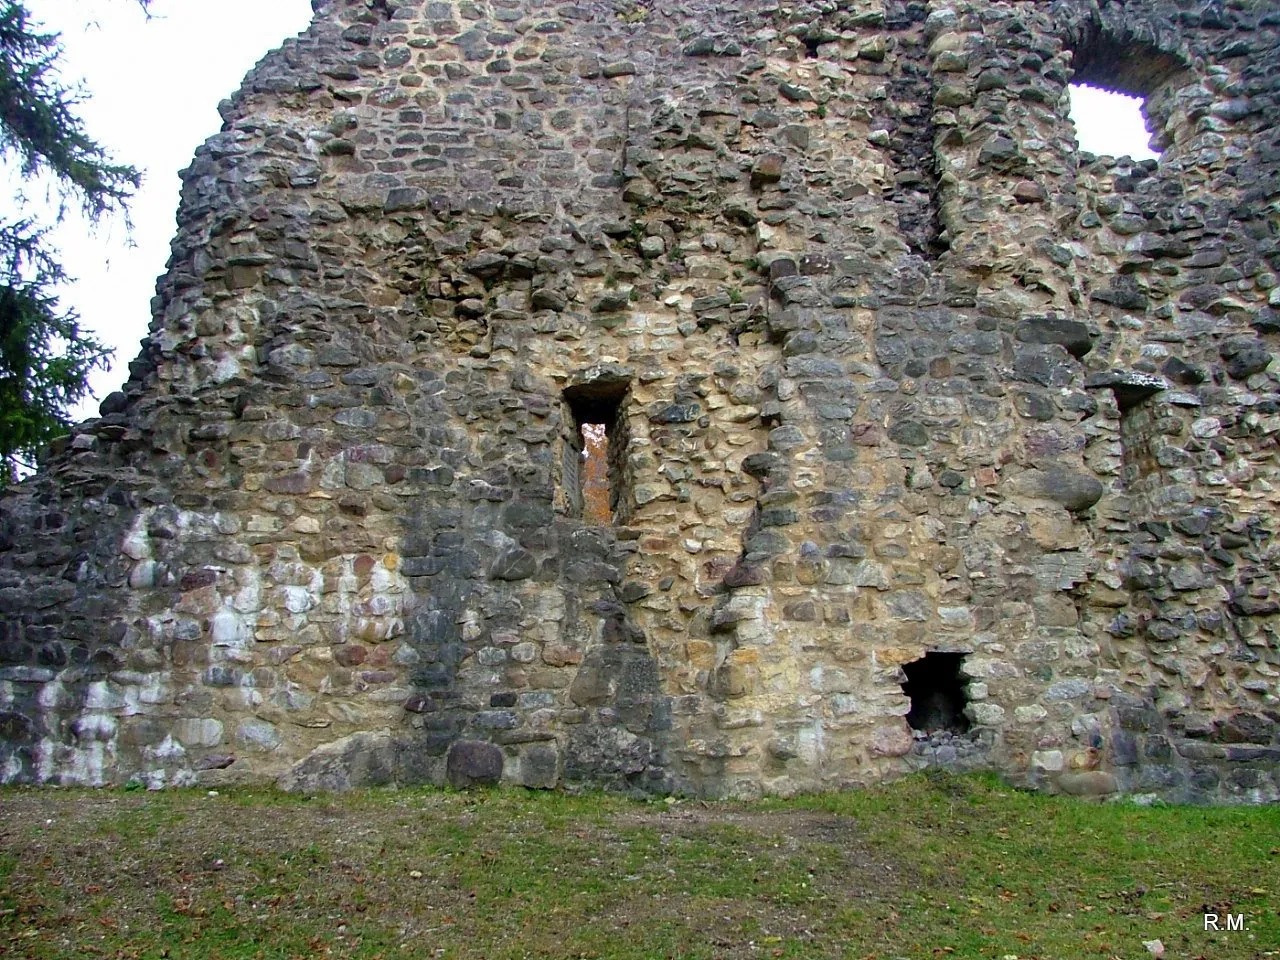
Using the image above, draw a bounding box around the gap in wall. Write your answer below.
[904,652,971,735]
[1069,83,1161,161]
[564,382,631,526]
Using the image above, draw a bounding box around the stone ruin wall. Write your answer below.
[1,0,1278,801]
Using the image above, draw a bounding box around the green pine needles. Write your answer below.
[0,2,144,480]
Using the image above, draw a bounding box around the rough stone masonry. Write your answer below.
[1,0,1278,802]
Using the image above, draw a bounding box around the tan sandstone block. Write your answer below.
[874,647,921,667]
[686,640,716,670]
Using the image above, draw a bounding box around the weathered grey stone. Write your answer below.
[445,740,504,789]
[235,719,281,753]
[384,187,427,212]
[278,731,399,791]
[888,420,929,446]
[564,727,654,785]
[1058,771,1119,796]
[979,135,1019,165]
[869,724,913,758]
[1015,316,1094,358]
[885,591,930,622]
[1005,468,1104,512]
[489,547,537,581]
[1045,679,1091,701]
[517,744,559,789]
[1219,338,1272,379]
[1220,713,1276,745]
[99,391,128,416]
[195,755,235,771]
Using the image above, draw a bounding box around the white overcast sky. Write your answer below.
[18,3,1159,421]
[20,0,316,419]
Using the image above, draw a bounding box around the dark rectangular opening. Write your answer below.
[904,652,971,735]
[564,382,630,526]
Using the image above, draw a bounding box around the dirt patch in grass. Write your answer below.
[0,788,887,960]
[612,804,913,887]
[614,805,866,842]
[1,774,1277,960]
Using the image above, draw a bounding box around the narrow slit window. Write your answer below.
[564,381,630,526]
[581,422,611,525]
[1068,83,1160,161]
[903,652,971,735]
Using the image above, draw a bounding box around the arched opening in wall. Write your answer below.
[903,652,971,735]
[1066,30,1188,162]
[563,380,631,526]
[1068,84,1161,161]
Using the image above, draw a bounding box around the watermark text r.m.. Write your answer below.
[1204,914,1246,931]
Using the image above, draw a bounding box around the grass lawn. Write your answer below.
[0,772,1276,959]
